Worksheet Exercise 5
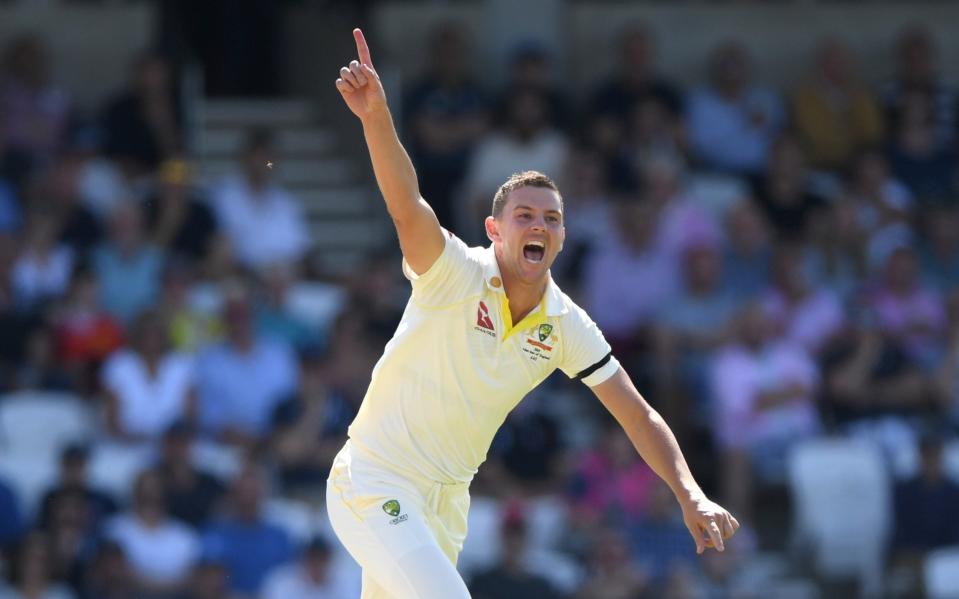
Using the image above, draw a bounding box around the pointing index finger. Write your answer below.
[353,28,374,67]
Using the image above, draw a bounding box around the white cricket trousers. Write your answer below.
[326,441,473,598]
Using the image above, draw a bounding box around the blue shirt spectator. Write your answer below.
[93,203,163,323]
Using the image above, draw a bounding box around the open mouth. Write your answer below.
[523,241,546,263]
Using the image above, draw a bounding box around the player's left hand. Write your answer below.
[680,495,739,554]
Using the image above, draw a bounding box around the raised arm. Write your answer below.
[335,28,445,275]
[591,367,740,554]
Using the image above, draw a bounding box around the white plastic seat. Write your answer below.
[88,443,155,502]
[0,452,58,520]
[924,546,959,599]
[0,391,94,457]
[264,497,317,545]
[787,437,890,597]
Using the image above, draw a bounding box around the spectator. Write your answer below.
[711,305,820,523]
[0,177,21,234]
[201,463,296,597]
[38,444,117,533]
[845,149,914,243]
[195,285,299,447]
[104,470,200,596]
[92,202,164,324]
[253,263,314,351]
[919,205,959,293]
[889,431,959,584]
[10,211,74,308]
[78,541,136,599]
[41,488,101,593]
[887,87,957,201]
[101,309,196,443]
[791,37,884,172]
[158,261,222,353]
[761,244,845,356]
[589,23,682,124]
[751,134,828,241]
[686,41,784,175]
[0,473,25,551]
[487,397,566,497]
[176,560,230,599]
[13,324,73,392]
[0,35,72,174]
[403,22,489,229]
[574,527,649,599]
[722,197,772,302]
[156,422,225,530]
[101,52,182,177]
[867,242,947,369]
[261,536,358,599]
[625,94,687,167]
[462,87,568,241]
[630,479,699,589]
[881,26,956,150]
[270,349,355,495]
[145,158,217,261]
[501,42,568,130]
[29,157,102,257]
[0,531,76,599]
[469,505,565,599]
[802,200,866,303]
[210,129,309,269]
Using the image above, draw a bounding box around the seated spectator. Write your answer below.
[102,310,195,443]
[270,349,356,495]
[156,422,225,530]
[881,26,956,151]
[195,286,299,447]
[13,324,73,392]
[0,473,25,551]
[589,22,682,126]
[889,430,959,586]
[462,87,568,241]
[0,531,76,599]
[201,463,296,597]
[262,536,358,599]
[145,158,217,261]
[27,158,102,257]
[802,200,867,303]
[10,212,74,308]
[887,88,957,201]
[77,541,136,599]
[253,263,314,351]
[567,417,657,528]
[867,242,947,370]
[210,129,309,269]
[845,148,914,240]
[574,527,649,599]
[791,37,884,172]
[104,470,200,596]
[92,202,164,324]
[41,488,101,592]
[686,41,784,175]
[38,444,117,533]
[177,560,230,599]
[157,261,222,353]
[101,52,182,177]
[52,269,124,391]
[0,35,72,174]
[486,396,566,497]
[501,42,568,130]
[625,94,687,167]
[403,22,489,229]
[722,197,772,301]
[630,479,699,589]
[762,244,845,355]
[919,205,959,292]
[469,504,565,599]
[711,305,820,523]
[751,134,828,241]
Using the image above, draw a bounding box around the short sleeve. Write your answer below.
[402,230,483,307]
[559,303,620,387]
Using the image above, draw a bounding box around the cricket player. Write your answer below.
[327,28,739,598]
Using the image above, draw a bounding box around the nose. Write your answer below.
[530,216,546,231]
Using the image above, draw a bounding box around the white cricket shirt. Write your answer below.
[347,232,620,484]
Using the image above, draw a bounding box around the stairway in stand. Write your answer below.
[195,97,387,276]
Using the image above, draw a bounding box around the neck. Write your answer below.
[495,251,547,323]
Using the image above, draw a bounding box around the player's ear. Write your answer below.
[485,215,500,243]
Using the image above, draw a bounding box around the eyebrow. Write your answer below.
[512,205,563,215]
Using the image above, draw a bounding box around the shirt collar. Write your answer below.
[481,245,568,317]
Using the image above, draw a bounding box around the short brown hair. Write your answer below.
[491,171,562,218]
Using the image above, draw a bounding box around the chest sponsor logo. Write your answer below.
[474,301,496,337]
[523,324,558,362]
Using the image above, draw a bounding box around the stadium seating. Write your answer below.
[787,438,890,596]
[0,391,95,457]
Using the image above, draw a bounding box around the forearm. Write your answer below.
[361,110,423,223]
[625,406,703,503]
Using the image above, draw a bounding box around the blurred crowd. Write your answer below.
[0,11,957,599]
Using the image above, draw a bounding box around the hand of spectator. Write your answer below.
[680,495,739,554]
[335,28,388,120]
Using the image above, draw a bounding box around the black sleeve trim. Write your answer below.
[575,352,612,380]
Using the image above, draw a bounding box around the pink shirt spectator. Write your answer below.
[712,341,820,450]
[869,286,946,364]
[568,448,657,523]
[0,81,70,159]
[762,289,845,354]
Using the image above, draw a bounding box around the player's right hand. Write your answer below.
[336,28,388,119]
